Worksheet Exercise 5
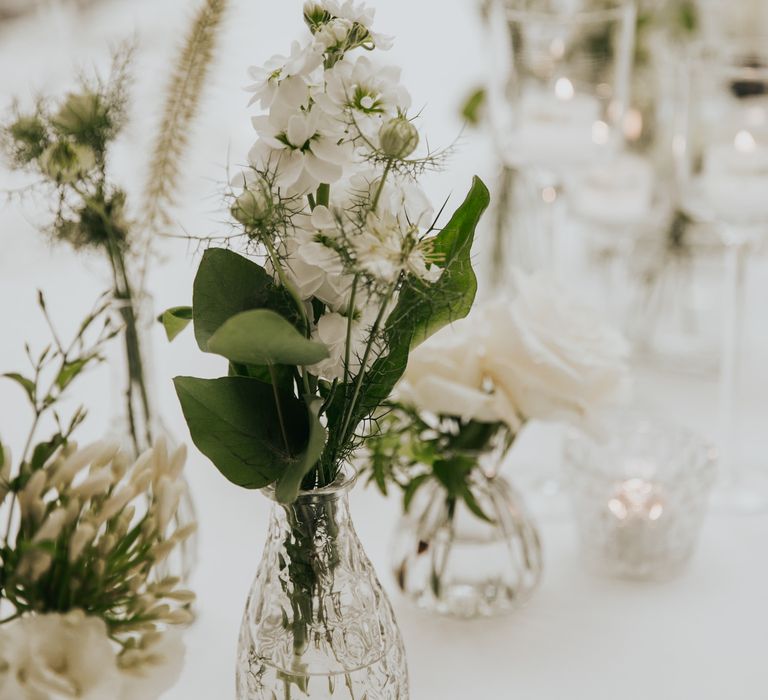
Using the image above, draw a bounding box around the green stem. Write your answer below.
[371,162,392,212]
[268,364,291,456]
[338,279,398,447]
[342,276,359,387]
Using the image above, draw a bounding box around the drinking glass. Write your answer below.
[674,41,768,511]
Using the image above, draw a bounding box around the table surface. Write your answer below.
[1,2,768,699]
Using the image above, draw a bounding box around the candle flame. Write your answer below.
[734,129,756,153]
[554,77,574,101]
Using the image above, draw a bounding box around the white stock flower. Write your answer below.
[479,273,631,423]
[316,55,410,139]
[250,105,352,195]
[0,612,122,700]
[279,225,352,311]
[246,41,323,110]
[307,1,393,50]
[307,305,378,381]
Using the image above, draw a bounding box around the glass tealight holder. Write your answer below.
[564,414,717,581]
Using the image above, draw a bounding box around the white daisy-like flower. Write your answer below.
[246,41,323,110]
[353,210,441,284]
[250,105,352,195]
[310,0,393,50]
[315,55,411,140]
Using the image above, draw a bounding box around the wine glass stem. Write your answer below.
[719,236,748,486]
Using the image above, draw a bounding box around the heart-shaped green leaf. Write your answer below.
[207,309,329,366]
[173,375,310,489]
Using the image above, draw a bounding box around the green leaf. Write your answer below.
[3,373,36,405]
[405,175,490,347]
[207,309,329,366]
[173,375,310,489]
[403,473,431,512]
[229,361,295,393]
[55,359,88,391]
[192,248,297,351]
[275,398,327,504]
[461,86,486,126]
[158,306,192,342]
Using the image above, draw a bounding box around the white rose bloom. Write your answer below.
[0,612,122,700]
[397,319,521,428]
[316,55,410,140]
[479,272,631,423]
[397,272,630,428]
[246,41,323,110]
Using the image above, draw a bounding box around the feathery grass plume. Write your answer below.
[140,0,229,276]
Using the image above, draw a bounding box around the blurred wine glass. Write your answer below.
[486,0,637,277]
[674,41,768,511]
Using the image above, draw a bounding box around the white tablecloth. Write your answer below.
[1,1,767,698]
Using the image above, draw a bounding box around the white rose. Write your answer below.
[397,319,521,428]
[397,272,629,428]
[0,611,122,700]
[0,612,185,700]
[479,272,630,423]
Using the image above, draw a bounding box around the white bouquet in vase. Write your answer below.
[162,1,490,696]
[369,271,630,617]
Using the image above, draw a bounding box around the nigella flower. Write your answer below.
[354,210,442,284]
[250,105,353,195]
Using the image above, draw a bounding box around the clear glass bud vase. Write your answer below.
[237,467,408,700]
[391,461,542,619]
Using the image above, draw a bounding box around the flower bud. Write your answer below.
[40,141,95,184]
[7,114,48,163]
[303,2,332,32]
[379,117,419,159]
[51,92,106,139]
[230,185,273,228]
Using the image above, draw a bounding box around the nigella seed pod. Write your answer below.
[51,92,108,140]
[40,141,95,184]
[379,117,419,159]
[231,185,273,229]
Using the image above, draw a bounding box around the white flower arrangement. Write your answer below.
[167,0,490,505]
[0,438,194,700]
[370,272,630,516]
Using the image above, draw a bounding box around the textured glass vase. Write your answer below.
[391,459,542,619]
[237,467,408,700]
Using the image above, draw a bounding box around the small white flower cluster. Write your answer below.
[237,0,442,381]
[0,438,196,699]
[0,611,184,700]
[398,272,632,429]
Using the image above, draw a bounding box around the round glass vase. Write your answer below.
[390,440,543,619]
[237,466,408,700]
[107,293,198,581]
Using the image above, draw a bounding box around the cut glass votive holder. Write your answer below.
[564,414,717,581]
